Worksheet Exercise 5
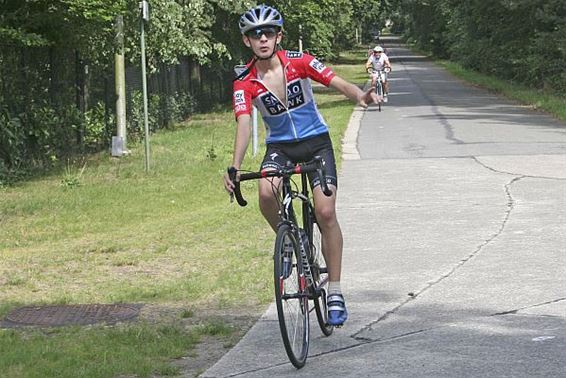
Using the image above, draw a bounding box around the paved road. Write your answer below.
[204,38,566,377]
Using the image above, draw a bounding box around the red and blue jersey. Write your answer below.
[233,50,336,144]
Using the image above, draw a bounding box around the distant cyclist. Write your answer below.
[223,4,378,326]
[366,45,392,102]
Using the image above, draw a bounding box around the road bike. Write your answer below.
[228,156,334,368]
[369,66,391,112]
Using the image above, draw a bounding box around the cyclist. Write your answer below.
[366,45,391,102]
[223,4,378,326]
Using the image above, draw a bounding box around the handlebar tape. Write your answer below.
[227,167,248,207]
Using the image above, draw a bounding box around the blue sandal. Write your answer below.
[327,293,348,326]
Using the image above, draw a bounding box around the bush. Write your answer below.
[0,105,24,170]
[84,102,113,149]
[129,90,196,137]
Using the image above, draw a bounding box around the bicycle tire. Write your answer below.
[274,223,309,368]
[308,219,333,336]
[376,81,383,112]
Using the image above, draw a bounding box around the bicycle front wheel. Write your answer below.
[376,82,383,112]
[274,224,309,368]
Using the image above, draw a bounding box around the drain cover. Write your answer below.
[4,304,140,327]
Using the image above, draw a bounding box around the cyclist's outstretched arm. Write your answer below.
[329,76,378,108]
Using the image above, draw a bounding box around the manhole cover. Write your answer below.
[5,304,140,327]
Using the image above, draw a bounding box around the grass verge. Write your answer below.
[437,61,566,122]
[0,49,368,377]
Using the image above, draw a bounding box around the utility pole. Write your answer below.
[139,1,150,172]
[112,15,127,157]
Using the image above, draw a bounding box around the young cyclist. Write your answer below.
[366,45,392,102]
[223,4,377,326]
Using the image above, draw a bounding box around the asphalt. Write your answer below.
[203,37,566,377]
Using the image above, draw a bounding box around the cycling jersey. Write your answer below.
[233,50,336,144]
[367,53,389,71]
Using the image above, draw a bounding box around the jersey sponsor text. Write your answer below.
[309,59,326,73]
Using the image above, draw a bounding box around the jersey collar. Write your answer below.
[245,50,289,80]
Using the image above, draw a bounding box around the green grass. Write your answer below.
[437,60,566,122]
[0,49,369,376]
[0,323,218,378]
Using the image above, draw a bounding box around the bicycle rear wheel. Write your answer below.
[274,223,309,368]
[309,219,334,336]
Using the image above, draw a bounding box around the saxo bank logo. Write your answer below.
[260,80,305,115]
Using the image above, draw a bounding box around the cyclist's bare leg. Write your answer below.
[259,178,344,282]
[312,185,343,282]
[384,79,389,94]
[258,176,282,232]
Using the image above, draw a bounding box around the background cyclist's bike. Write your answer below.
[228,156,334,368]
[369,67,391,112]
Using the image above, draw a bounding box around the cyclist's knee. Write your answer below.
[258,188,276,206]
[315,204,337,227]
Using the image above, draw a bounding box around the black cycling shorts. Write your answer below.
[260,133,338,189]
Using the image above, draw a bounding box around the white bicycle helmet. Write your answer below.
[373,46,384,52]
[239,4,283,34]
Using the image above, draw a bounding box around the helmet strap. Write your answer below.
[255,41,280,61]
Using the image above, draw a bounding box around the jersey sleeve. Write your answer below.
[232,80,253,120]
[301,53,336,87]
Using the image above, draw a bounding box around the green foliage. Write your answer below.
[27,103,83,160]
[85,102,113,148]
[129,90,196,137]
[269,0,361,59]
[394,0,566,94]
[0,104,24,171]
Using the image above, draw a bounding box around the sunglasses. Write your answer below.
[246,27,279,40]
[373,51,382,54]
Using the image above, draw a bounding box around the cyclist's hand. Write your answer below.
[358,87,380,108]
[224,167,238,194]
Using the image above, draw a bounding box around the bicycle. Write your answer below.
[368,66,391,112]
[228,156,334,368]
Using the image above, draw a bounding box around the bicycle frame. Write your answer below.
[372,70,384,93]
